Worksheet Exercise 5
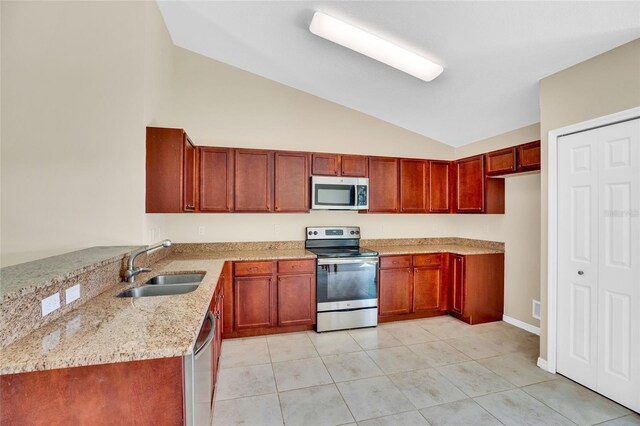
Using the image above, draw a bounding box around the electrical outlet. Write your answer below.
[198,226,206,236]
[274,224,281,233]
[65,284,81,304]
[41,293,61,317]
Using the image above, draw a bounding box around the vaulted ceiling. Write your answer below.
[157,1,640,146]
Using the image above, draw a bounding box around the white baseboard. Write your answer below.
[537,357,550,372]
[502,315,540,335]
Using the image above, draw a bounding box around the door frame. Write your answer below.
[544,106,640,374]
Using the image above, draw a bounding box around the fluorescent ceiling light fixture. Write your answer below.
[309,12,443,82]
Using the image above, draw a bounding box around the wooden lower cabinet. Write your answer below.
[378,254,449,321]
[449,253,505,324]
[234,275,275,330]
[413,266,443,312]
[227,259,316,337]
[379,267,413,316]
[277,274,316,326]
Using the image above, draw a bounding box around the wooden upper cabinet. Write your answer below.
[400,159,428,213]
[198,147,233,212]
[312,153,339,176]
[518,140,541,171]
[486,147,517,176]
[274,151,310,212]
[234,149,274,212]
[312,153,368,177]
[340,155,368,177]
[146,127,196,213]
[368,157,400,212]
[455,155,485,213]
[429,161,452,213]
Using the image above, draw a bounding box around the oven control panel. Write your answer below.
[306,226,360,240]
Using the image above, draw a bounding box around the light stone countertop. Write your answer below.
[0,241,501,375]
[0,246,139,303]
[0,249,314,375]
[365,244,504,256]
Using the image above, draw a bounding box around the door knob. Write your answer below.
[578,270,584,275]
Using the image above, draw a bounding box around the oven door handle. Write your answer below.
[317,257,379,265]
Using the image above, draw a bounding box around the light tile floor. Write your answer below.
[212,316,639,426]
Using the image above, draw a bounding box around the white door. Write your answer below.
[557,118,640,412]
[596,119,640,411]
[557,129,599,390]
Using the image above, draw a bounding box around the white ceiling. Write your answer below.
[157,1,640,147]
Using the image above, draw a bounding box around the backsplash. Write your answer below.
[0,245,174,349]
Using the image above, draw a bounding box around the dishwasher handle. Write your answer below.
[194,311,215,358]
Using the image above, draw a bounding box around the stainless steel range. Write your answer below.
[305,226,379,332]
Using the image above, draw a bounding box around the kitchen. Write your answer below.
[1,1,639,425]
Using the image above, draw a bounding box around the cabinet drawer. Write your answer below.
[379,255,412,269]
[413,253,442,267]
[278,259,316,275]
[234,261,274,276]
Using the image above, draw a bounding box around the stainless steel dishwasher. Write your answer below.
[183,310,215,426]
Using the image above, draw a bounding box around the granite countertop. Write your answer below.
[0,249,315,375]
[0,240,501,375]
[365,244,504,256]
[0,246,139,303]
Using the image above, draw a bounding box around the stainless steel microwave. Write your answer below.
[311,176,369,210]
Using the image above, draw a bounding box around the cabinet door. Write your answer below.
[234,276,274,330]
[312,153,339,176]
[428,161,452,213]
[183,136,196,211]
[277,274,316,326]
[414,266,442,312]
[485,147,517,176]
[400,159,428,213]
[379,268,413,316]
[368,157,400,212]
[455,155,485,213]
[518,140,541,171]
[340,155,368,177]
[274,151,310,212]
[451,255,465,314]
[234,149,273,212]
[199,147,233,212]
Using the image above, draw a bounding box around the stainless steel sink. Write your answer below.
[145,273,205,285]
[116,283,199,298]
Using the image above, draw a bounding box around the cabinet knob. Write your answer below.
[578,270,584,275]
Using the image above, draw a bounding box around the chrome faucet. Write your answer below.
[124,239,172,283]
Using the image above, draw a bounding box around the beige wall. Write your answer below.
[538,38,640,360]
[0,1,172,267]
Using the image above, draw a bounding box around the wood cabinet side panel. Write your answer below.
[1,357,184,426]
[463,254,505,324]
[146,127,184,213]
